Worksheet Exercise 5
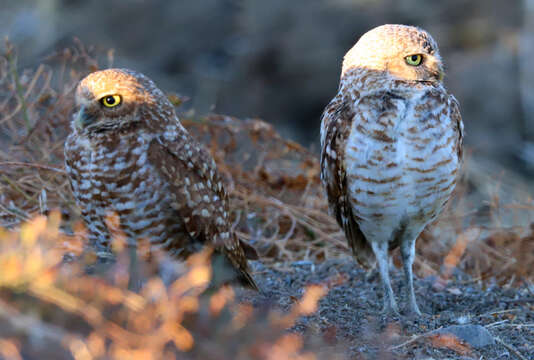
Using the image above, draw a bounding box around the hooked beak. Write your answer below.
[436,63,445,82]
[427,69,444,83]
[75,105,96,129]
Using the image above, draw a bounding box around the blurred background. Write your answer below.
[2,0,534,180]
[2,3,534,357]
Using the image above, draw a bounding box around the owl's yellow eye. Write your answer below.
[100,95,122,108]
[405,54,423,66]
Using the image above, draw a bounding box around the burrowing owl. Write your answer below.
[320,25,463,315]
[65,68,257,289]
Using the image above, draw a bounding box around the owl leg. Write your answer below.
[400,237,422,316]
[127,244,142,292]
[370,241,399,315]
[84,214,113,257]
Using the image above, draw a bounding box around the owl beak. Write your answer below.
[428,69,444,82]
[75,105,96,129]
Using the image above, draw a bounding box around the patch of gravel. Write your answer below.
[239,259,534,359]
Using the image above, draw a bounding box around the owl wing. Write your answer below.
[320,97,375,268]
[147,132,257,289]
[449,95,464,161]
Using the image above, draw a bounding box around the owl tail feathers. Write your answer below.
[236,266,259,291]
[236,239,259,289]
[239,239,259,260]
[353,242,377,269]
[344,218,376,269]
[210,251,259,291]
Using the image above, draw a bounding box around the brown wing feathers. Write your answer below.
[320,100,375,268]
[148,134,258,289]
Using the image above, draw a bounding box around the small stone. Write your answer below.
[436,325,495,349]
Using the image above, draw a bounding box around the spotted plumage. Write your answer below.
[65,68,257,289]
[320,25,463,315]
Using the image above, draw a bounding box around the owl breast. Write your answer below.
[65,130,188,252]
[344,87,460,241]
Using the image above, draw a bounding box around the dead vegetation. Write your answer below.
[0,42,533,359]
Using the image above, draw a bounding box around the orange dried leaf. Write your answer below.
[297,285,327,315]
[427,333,472,356]
[0,339,22,360]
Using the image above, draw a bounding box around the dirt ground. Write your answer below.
[0,48,532,358]
[238,259,534,359]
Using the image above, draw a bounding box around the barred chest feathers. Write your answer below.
[65,128,180,248]
[343,86,459,242]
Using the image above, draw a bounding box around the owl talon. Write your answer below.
[382,297,400,317]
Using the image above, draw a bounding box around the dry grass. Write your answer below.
[1,40,533,282]
[0,42,533,358]
[0,213,343,359]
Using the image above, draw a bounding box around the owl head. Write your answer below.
[73,68,175,134]
[342,24,444,83]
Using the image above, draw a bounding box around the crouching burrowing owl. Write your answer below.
[65,69,257,289]
[320,25,463,315]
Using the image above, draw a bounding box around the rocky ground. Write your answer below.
[239,259,534,359]
[0,40,532,358]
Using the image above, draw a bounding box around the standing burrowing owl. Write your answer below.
[65,68,257,289]
[320,25,463,315]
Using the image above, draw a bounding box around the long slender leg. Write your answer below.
[400,237,421,316]
[127,244,142,291]
[370,241,399,315]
